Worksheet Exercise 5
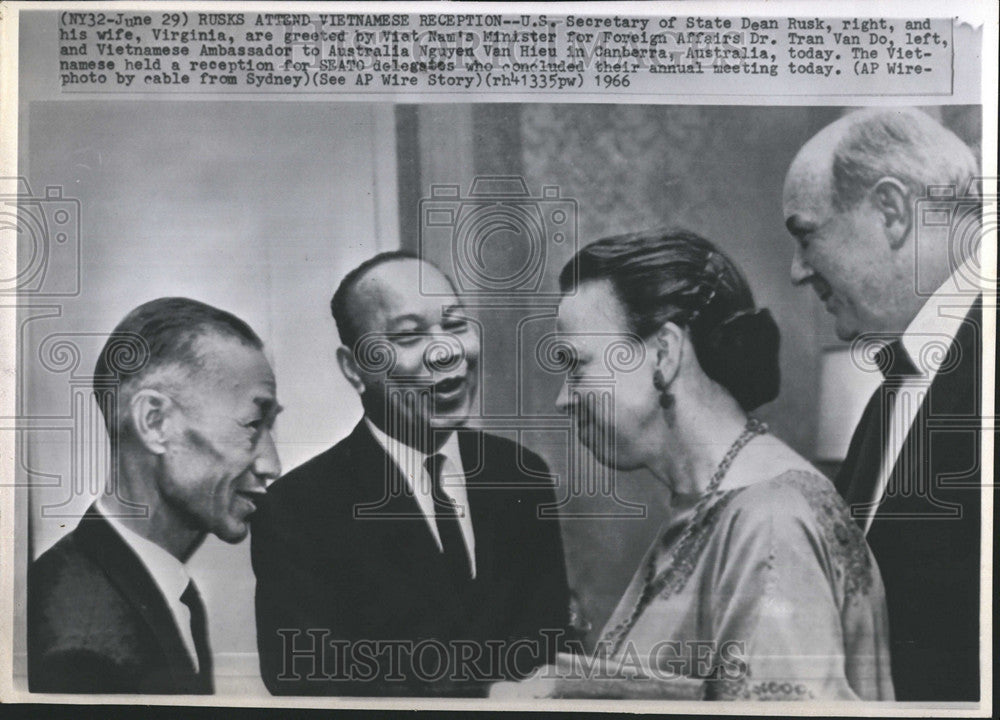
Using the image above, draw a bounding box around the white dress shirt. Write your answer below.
[365,418,477,577]
[863,257,980,534]
[96,498,200,671]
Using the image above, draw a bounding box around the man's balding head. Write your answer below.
[784,108,978,213]
[332,251,435,350]
[330,253,479,450]
[781,109,978,340]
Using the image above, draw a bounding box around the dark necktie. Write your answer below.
[180,580,214,692]
[875,338,919,380]
[836,339,919,527]
[425,453,472,582]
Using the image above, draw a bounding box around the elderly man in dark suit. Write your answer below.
[28,297,282,693]
[782,108,984,701]
[252,251,570,697]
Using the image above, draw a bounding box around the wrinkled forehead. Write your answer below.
[352,259,458,331]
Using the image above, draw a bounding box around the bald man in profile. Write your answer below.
[782,109,983,701]
[252,251,569,697]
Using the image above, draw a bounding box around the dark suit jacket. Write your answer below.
[28,504,211,694]
[252,422,570,696]
[836,299,982,701]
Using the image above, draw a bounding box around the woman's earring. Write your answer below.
[652,366,674,410]
[653,332,682,411]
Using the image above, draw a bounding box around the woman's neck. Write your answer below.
[648,394,751,498]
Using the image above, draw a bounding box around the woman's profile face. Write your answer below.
[555,279,662,470]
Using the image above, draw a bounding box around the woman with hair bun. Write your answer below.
[494,229,892,701]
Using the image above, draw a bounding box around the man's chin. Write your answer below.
[431,392,476,424]
[834,319,861,342]
[828,306,861,342]
[428,412,471,432]
[215,520,250,544]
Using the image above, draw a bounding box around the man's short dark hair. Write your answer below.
[329,250,423,350]
[93,297,263,441]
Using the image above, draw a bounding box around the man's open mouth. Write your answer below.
[236,490,263,513]
[433,375,466,398]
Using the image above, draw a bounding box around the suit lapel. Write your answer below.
[74,504,199,685]
[348,422,446,562]
[877,298,981,518]
[349,422,500,584]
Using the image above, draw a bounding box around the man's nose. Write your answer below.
[253,430,282,483]
[555,380,571,414]
[790,246,815,285]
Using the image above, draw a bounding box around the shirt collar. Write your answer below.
[364,417,463,488]
[900,255,980,375]
[96,498,191,605]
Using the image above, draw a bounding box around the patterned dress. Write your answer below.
[596,471,894,700]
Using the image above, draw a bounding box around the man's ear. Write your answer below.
[336,346,366,395]
[128,389,173,455]
[653,321,686,386]
[870,177,912,250]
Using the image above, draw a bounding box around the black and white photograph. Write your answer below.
[1,1,995,713]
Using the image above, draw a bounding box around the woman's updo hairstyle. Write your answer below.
[558,228,780,411]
